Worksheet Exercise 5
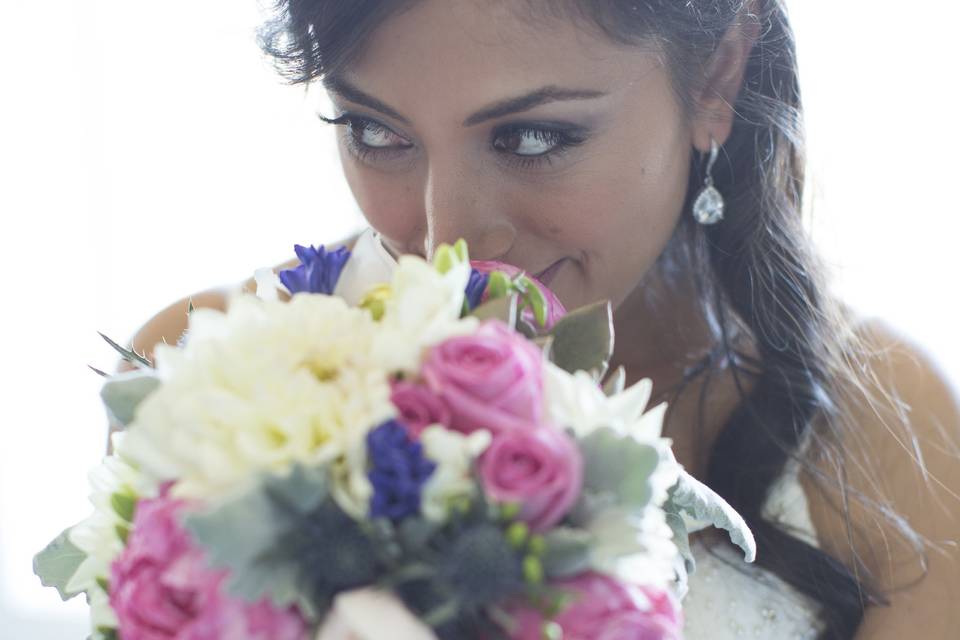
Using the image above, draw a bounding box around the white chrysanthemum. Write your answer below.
[371,256,479,372]
[588,505,679,588]
[543,361,667,441]
[119,293,396,498]
[67,434,157,631]
[418,426,492,522]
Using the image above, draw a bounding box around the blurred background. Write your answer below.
[1,1,958,636]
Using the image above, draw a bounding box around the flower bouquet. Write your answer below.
[35,235,756,639]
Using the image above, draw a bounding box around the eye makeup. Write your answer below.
[317,112,590,170]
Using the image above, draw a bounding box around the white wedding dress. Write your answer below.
[336,227,827,639]
[681,457,826,639]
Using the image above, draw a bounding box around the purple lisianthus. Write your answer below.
[278,244,351,295]
[367,420,437,521]
[464,268,490,311]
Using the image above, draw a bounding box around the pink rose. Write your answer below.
[422,320,543,434]
[390,380,452,438]
[470,260,567,330]
[109,490,309,640]
[508,573,682,640]
[479,425,582,532]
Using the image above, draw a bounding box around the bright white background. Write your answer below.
[1,1,957,637]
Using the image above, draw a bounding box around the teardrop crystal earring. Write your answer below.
[692,136,725,225]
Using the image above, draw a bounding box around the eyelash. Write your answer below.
[317,113,587,170]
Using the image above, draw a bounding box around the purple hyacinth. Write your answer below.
[278,244,351,295]
[464,268,490,311]
[366,420,436,521]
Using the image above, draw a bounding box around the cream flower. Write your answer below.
[67,433,158,632]
[418,426,492,522]
[371,256,478,372]
[119,293,395,499]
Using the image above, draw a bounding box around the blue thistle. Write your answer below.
[367,420,436,521]
[279,244,351,295]
[464,269,490,311]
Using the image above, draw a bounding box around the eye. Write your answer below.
[317,113,413,164]
[492,124,587,170]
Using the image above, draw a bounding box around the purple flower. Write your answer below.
[464,269,490,311]
[367,420,436,521]
[279,244,351,295]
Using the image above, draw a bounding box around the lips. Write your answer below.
[534,258,567,287]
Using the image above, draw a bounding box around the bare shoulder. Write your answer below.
[800,315,960,636]
[126,233,363,368]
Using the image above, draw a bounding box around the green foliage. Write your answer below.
[99,368,161,428]
[184,464,336,620]
[663,469,757,563]
[540,527,593,579]
[547,301,614,375]
[98,331,153,369]
[470,293,519,327]
[33,526,87,601]
[578,427,661,510]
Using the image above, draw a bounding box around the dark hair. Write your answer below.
[257,1,926,637]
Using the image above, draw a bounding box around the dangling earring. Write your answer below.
[692,136,725,225]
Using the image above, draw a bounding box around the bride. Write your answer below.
[120,0,960,638]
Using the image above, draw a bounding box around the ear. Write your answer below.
[690,6,762,153]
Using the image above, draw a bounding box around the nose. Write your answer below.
[422,159,515,262]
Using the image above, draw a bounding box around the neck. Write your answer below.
[609,266,716,404]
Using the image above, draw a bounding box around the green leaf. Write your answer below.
[110,492,137,523]
[579,427,661,509]
[100,368,161,428]
[602,366,626,397]
[541,527,594,578]
[517,276,547,328]
[33,527,87,601]
[486,271,512,300]
[98,331,153,368]
[470,292,518,327]
[88,365,109,378]
[663,469,756,563]
[184,465,332,619]
[547,301,614,375]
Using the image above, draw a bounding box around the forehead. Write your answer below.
[333,0,664,122]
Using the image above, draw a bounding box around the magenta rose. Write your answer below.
[390,380,452,438]
[422,319,543,434]
[109,489,309,640]
[479,425,582,532]
[470,260,567,330]
[508,572,682,640]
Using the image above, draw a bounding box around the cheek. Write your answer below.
[339,145,422,246]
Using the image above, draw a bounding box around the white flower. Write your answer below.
[371,256,478,372]
[67,434,158,632]
[316,588,439,640]
[418,426,491,522]
[587,505,679,588]
[543,361,668,441]
[119,293,396,499]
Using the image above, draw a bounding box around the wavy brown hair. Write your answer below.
[256,1,927,637]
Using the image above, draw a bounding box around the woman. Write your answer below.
[123,0,960,638]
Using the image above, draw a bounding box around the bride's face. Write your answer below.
[322,0,694,311]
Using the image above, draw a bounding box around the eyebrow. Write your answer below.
[322,75,607,127]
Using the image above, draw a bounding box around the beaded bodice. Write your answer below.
[681,461,825,639]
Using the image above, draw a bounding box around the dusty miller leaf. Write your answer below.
[184,465,330,619]
[99,368,161,427]
[579,427,661,510]
[542,527,594,578]
[33,526,87,601]
[98,331,153,368]
[663,469,756,563]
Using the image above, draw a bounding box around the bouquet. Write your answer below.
[35,235,756,639]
